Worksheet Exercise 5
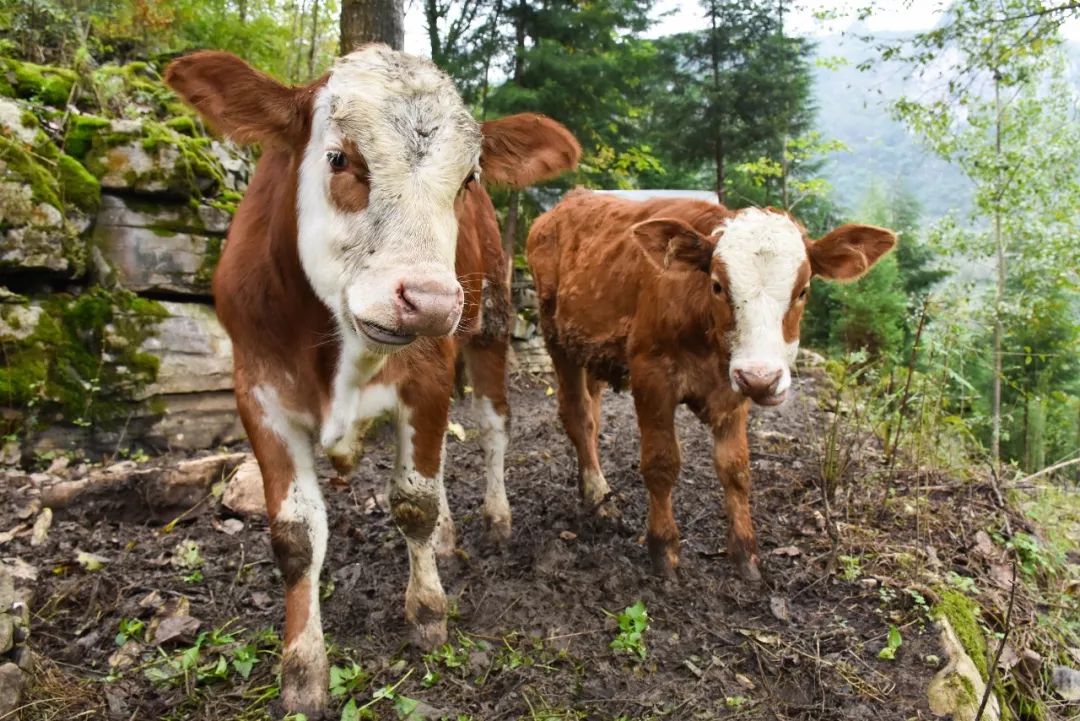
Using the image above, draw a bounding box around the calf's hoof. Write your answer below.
[281,653,329,720]
[647,534,680,580]
[733,553,763,585]
[482,511,512,545]
[409,615,448,650]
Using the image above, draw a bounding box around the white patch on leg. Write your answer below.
[475,397,511,538]
[319,332,392,459]
[252,385,328,708]
[581,468,612,508]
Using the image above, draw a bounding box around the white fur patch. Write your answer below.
[714,208,807,395]
[296,47,481,353]
[474,397,510,526]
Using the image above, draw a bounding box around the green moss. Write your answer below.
[0,288,167,431]
[63,114,110,159]
[933,590,989,680]
[0,59,76,107]
[0,134,61,208]
[56,154,100,212]
[208,189,242,216]
[164,115,197,136]
[195,235,223,286]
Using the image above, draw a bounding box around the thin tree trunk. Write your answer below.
[425,0,443,63]
[500,0,527,257]
[479,0,504,119]
[340,0,405,53]
[308,0,321,79]
[709,0,725,203]
[991,75,1004,480]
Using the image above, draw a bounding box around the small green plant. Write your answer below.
[838,554,861,581]
[330,662,368,698]
[115,617,145,646]
[608,601,649,660]
[877,624,902,660]
[945,571,978,593]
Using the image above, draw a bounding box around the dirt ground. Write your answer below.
[6,366,1015,720]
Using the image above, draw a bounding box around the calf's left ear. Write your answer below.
[810,224,897,281]
[481,114,581,188]
[633,218,714,274]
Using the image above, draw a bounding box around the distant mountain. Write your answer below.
[811,30,972,220]
[812,30,1079,221]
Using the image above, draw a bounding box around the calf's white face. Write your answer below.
[299,47,481,352]
[164,44,581,355]
[713,209,810,405]
[634,208,897,406]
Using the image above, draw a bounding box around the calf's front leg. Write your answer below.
[631,372,682,578]
[239,385,329,718]
[713,404,762,583]
[393,379,453,648]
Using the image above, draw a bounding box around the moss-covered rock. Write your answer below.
[0,287,167,435]
[0,59,76,106]
[63,114,110,159]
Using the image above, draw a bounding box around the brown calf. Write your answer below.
[166,46,579,717]
[527,190,894,582]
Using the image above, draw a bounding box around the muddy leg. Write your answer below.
[713,405,761,583]
[550,345,613,514]
[631,369,681,579]
[239,385,329,718]
[464,338,512,543]
[394,371,453,648]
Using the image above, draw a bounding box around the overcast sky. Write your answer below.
[402,0,1080,55]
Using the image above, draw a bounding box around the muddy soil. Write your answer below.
[8,368,980,720]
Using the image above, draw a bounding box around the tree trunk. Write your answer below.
[499,0,527,258]
[308,0,321,79]
[340,0,405,53]
[709,0,725,203]
[991,76,1004,480]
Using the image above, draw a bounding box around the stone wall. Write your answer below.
[0,60,246,456]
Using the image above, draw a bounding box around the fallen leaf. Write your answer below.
[0,524,29,545]
[545,386,555,396]
[3,558,38,582]
[735,673,756,690]
[108,640,141,670]
[446,422,467,441]
[559,530,577,541]
[250,591,274,610]
[76,550,109,572]
[152,615,201,646]
[771,545,802,557]
[769,595,792,623]
[30,508,52,546]
[220,518,244,536]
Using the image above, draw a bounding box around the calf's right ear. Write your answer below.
[632,218,714,274]
[165,51,308,145]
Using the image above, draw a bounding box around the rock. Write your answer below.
[797,347,827,367]
[0,662,25,717]
[140,391,245,450]
[512,336,553,375]
[927,617,1000,721]
[0,567,14,610]
[0,616,13,654]
[222,458,266,516]
[139,303,233,396]
[1052,665,1080,701]
[92,195,228,296]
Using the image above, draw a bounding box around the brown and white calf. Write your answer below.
[165,46,579,717]
[527,191,894,582]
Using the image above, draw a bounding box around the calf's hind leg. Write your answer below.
[549,345,614,515]
[464,337,512,543]
[238,385,329,718]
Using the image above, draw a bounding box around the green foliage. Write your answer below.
[115,617,145,646]
[608,600,649,659]
[877,624,902,660]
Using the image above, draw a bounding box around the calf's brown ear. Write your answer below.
[165,51,309,145]
[480,114,581,188]
[632,218,714,274]
[810,224,897,281]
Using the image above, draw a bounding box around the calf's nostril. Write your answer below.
[397,284,418,314]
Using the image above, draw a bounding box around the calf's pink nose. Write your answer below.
[733,367,783,399]
[394,277,464,337]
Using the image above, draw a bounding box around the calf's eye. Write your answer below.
[326,150,348,171]
[712,280,724,296]
[798,286,809,300]
[462,171,479,191]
